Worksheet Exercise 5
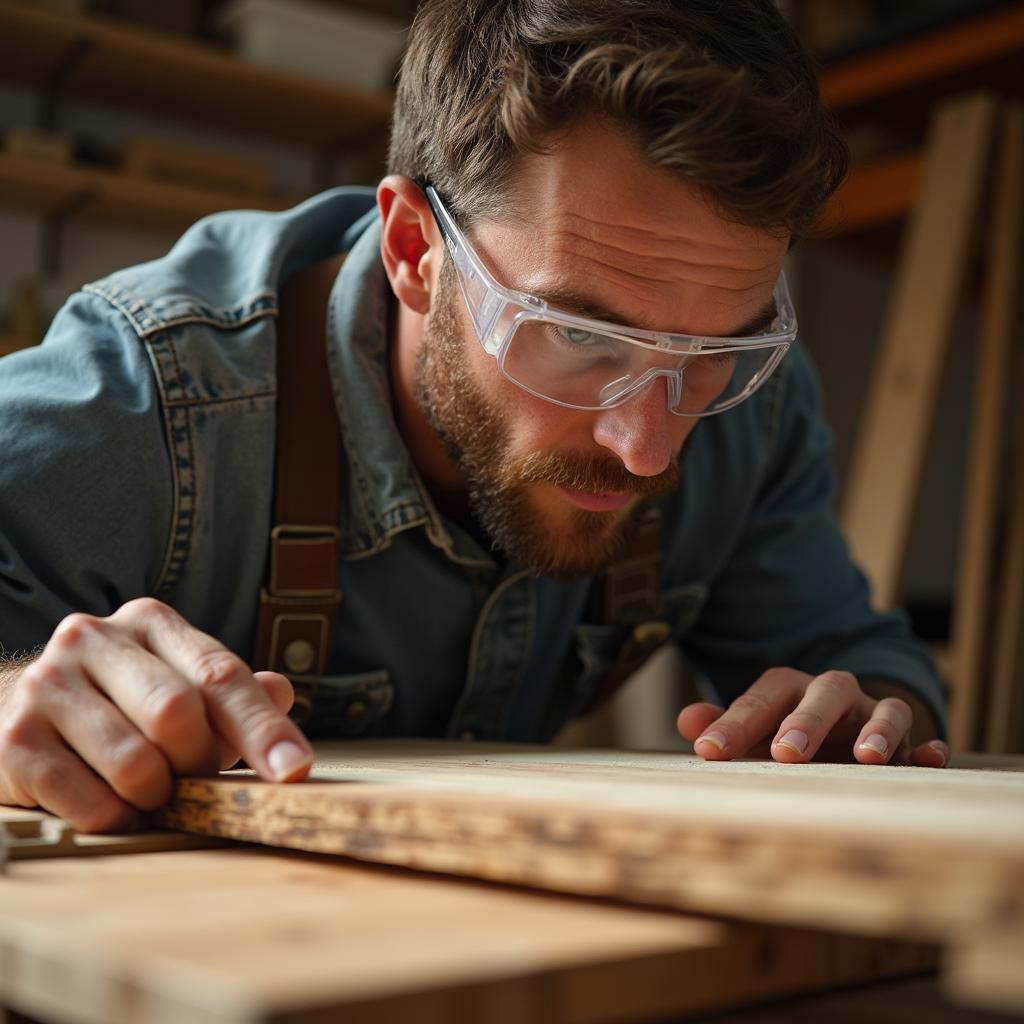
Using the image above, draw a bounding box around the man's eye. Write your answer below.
[558,326,597,345]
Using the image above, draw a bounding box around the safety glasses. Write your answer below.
[425,185,797,417]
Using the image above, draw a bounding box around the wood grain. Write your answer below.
[0,844,935,1024]
[157,742,1024,1011]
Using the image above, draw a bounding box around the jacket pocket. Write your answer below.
[287,669,393,739]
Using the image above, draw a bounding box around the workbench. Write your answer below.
[1,742,1022,1023]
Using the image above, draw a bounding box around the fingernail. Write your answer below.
[774,729,808,755]
[929,741,948,767]
[696,731,727,751]
[858,733,888,756]
[267,740,313,782]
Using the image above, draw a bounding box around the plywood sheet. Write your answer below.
[158,741,1024,1011]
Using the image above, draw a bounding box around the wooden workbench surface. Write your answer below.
[0,832,938,1024]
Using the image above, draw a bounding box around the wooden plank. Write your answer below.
[157,742,1024,1010]
[987,409,1024,754]
[949,102,1024,751]
[0,3,393,148]
[819,5,1024,115]
[0,844,935,1024]
[0,155,300,236]
[0,805,222,861]
[839,92,998,609]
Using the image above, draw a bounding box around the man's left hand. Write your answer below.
[676,668,949,767]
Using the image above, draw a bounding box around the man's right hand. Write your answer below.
[0,598,313,833]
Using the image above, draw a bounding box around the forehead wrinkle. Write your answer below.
[543,241,779,298]
[557,211,784,273]
[543,226,781,295]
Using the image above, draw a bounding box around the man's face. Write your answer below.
[411,120,789,578]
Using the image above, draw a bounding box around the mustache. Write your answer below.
[512,450,681,497]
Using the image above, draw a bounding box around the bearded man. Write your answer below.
[0,0,948,833]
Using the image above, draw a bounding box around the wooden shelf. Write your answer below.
[0,154,302,235]
[819,150,922,236]
[819,3,1024,123]
[0,1,393,149]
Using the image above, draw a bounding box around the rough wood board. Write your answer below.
[158,742,1024,1011]
[950,101,1024,750]
[840,91,997,609]
[0,846,934,1024]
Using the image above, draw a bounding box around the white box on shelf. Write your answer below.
[216,0,406,92]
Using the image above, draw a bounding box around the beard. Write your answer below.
[414,260,682,579]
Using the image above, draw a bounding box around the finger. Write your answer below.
[911,739,950,769]
[770,670,863,763]
[257,671,295,715]
[22,657,175,811]
[853,696,913,765]
[114,599,314,782]
[676,702,724,743]
[692,669,805,760]
[218,673,295,770]
[50,612,221,776]
[0,712,140,833]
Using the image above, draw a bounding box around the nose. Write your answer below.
[591,375,682,477]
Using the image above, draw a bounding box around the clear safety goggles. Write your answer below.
[425,185,797,417]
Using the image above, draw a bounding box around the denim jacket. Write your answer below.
[0,187,946,741]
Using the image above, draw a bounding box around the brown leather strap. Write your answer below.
[254,254,346,676]
[601,506,661,623]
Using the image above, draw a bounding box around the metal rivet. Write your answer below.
[283,639,316,674]
[347,700,368,722]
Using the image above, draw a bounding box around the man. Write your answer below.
[0,0,948,833]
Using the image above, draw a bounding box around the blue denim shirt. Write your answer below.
[0,187,946,741]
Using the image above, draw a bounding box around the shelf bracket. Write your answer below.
[41,189,97,278]
[38,36,95,133]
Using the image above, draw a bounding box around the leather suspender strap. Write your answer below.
[254,254,346,677]
[601,506,661,623]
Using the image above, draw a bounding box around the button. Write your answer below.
[346,700,368,723]
[283,639,316,674]
[460,730,476,741]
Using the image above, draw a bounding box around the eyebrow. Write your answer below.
[529,288,779,339]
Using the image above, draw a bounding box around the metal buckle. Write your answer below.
[269,523,341,598]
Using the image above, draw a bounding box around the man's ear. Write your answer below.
[377,175,441,316]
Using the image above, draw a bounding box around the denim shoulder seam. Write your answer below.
[84,281,278,339]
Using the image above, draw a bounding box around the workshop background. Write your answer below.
[0,0,1021,754]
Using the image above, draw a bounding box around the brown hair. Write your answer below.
[389,0,847,239]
